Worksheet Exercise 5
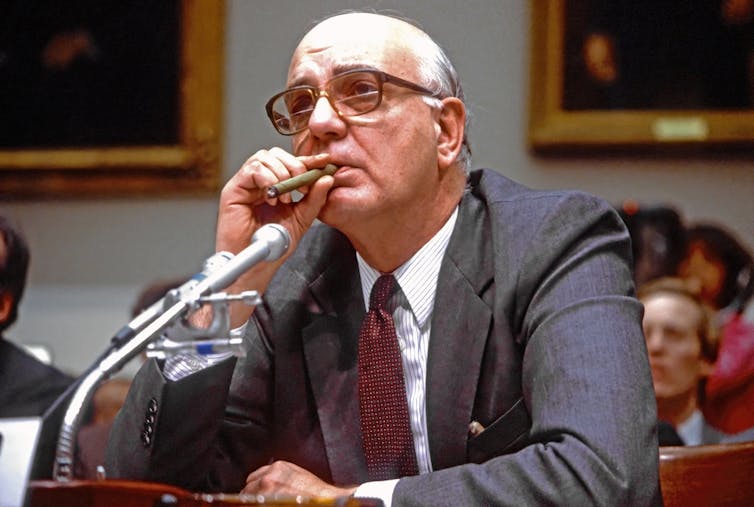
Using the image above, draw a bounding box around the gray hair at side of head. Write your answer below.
[413,33,472,174]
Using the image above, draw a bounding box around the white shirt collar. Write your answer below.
[677,409,705,446]
[356,207,459,328]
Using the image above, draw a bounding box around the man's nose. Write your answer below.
[308,95,340,127]
[645,331,664,353]
[306,94,347,140]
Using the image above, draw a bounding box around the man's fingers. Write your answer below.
[294,175,334,227]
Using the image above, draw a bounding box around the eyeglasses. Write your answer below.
[265,68,440,135]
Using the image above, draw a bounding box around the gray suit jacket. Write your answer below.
[107,169,661,506]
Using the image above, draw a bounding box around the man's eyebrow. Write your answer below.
[332,62,378,75]
[288,63,379,88]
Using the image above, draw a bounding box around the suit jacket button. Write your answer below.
[148,397,158,415]
[141,430,152,447]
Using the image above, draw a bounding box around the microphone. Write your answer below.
[110,223,290,347]
[199,223,290,295]
[53,224,291,482]
[109,251,233,348]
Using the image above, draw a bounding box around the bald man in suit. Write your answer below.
[107,12,660,506]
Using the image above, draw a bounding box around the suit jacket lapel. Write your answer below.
[299,191,494,478]
[426,193,494,470]
[301,251,370,484]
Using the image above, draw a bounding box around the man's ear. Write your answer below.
[435,97,465,170]
[0,291,12,323]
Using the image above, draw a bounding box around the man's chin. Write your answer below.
[321,188,367,214]
[318,195,374,231]
[654,388,693,403]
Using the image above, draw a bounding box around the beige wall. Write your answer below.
[2,0,752,376]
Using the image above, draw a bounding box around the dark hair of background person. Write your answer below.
[617,202,686,286]
[683,223,754,311]
[0,215,31,333]
[130,276,191,318]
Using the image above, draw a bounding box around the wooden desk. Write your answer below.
[28,480,382,507]
[659,442,754,507]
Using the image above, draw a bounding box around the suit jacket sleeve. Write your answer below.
[105,356,238,489]
[394,184,661,506]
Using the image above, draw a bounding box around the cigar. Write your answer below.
[265,164,339,199]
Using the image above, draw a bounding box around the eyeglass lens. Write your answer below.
[270,71,383,134]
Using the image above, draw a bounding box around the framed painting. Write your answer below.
[528,0,754,153]
[0,0,225,197]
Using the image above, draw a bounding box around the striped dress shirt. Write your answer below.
[354,207,458,501]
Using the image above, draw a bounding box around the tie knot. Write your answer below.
[369,275,395,310]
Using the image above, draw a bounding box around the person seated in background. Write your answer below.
[0,215,73,419]
[678,223,754,436]
[639,276,754,445]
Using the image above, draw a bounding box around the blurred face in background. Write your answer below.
[642,292,712,401]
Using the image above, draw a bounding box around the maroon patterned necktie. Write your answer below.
[358,274,419,480]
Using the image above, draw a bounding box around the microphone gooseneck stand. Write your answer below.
[52,224,290,481]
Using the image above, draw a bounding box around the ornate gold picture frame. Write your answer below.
[0,0,224,198]
[528,0,754,153]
